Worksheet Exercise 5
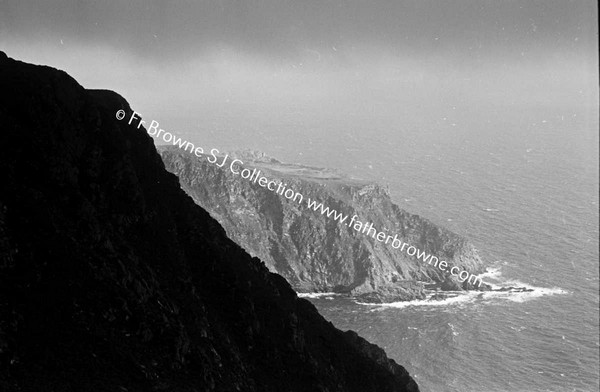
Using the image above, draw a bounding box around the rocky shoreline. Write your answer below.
[300,280,534,305]
[160,147,490,303]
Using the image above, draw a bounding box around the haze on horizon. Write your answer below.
[1,0,598,161]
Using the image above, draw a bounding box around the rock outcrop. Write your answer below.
[159,147,487,301]
[0,52,419,392]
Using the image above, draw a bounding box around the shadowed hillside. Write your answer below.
[0,52,418,392]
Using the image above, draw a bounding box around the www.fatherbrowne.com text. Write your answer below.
[119,110,483,288]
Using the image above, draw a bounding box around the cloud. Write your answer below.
[1,0,596,63]
[1,0,596,151]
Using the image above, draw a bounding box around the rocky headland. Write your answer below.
[159,147,491,303]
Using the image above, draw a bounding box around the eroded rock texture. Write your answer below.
[159,146,486,301]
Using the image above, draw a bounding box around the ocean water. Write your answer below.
[186,103,599,391]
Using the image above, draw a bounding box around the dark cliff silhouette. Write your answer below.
[0,52,419,391]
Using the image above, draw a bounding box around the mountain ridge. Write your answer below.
[0,52,418,392]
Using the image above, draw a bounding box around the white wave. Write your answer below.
[356,291,481,309]
[481,279,569,303]
[300,266,568,307]
[448,323,459,336]
[482,287,567,303]
[478,266,503,280]
[297,292,339,299]
[354,281,568,308]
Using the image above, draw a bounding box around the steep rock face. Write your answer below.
[159,147,486,300]
[0,53,418,392]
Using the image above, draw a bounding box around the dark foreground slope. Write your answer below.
[0,52,418,392]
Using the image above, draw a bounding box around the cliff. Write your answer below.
[0,52,418,392]
[159,147,487,302]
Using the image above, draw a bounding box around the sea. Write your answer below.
[2,12,597,392]
[172,99,599,391]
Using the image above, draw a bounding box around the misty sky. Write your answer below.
[1,0,598,155]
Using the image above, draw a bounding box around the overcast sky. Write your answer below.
[2,1,596,59]
[1,0,597,151]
